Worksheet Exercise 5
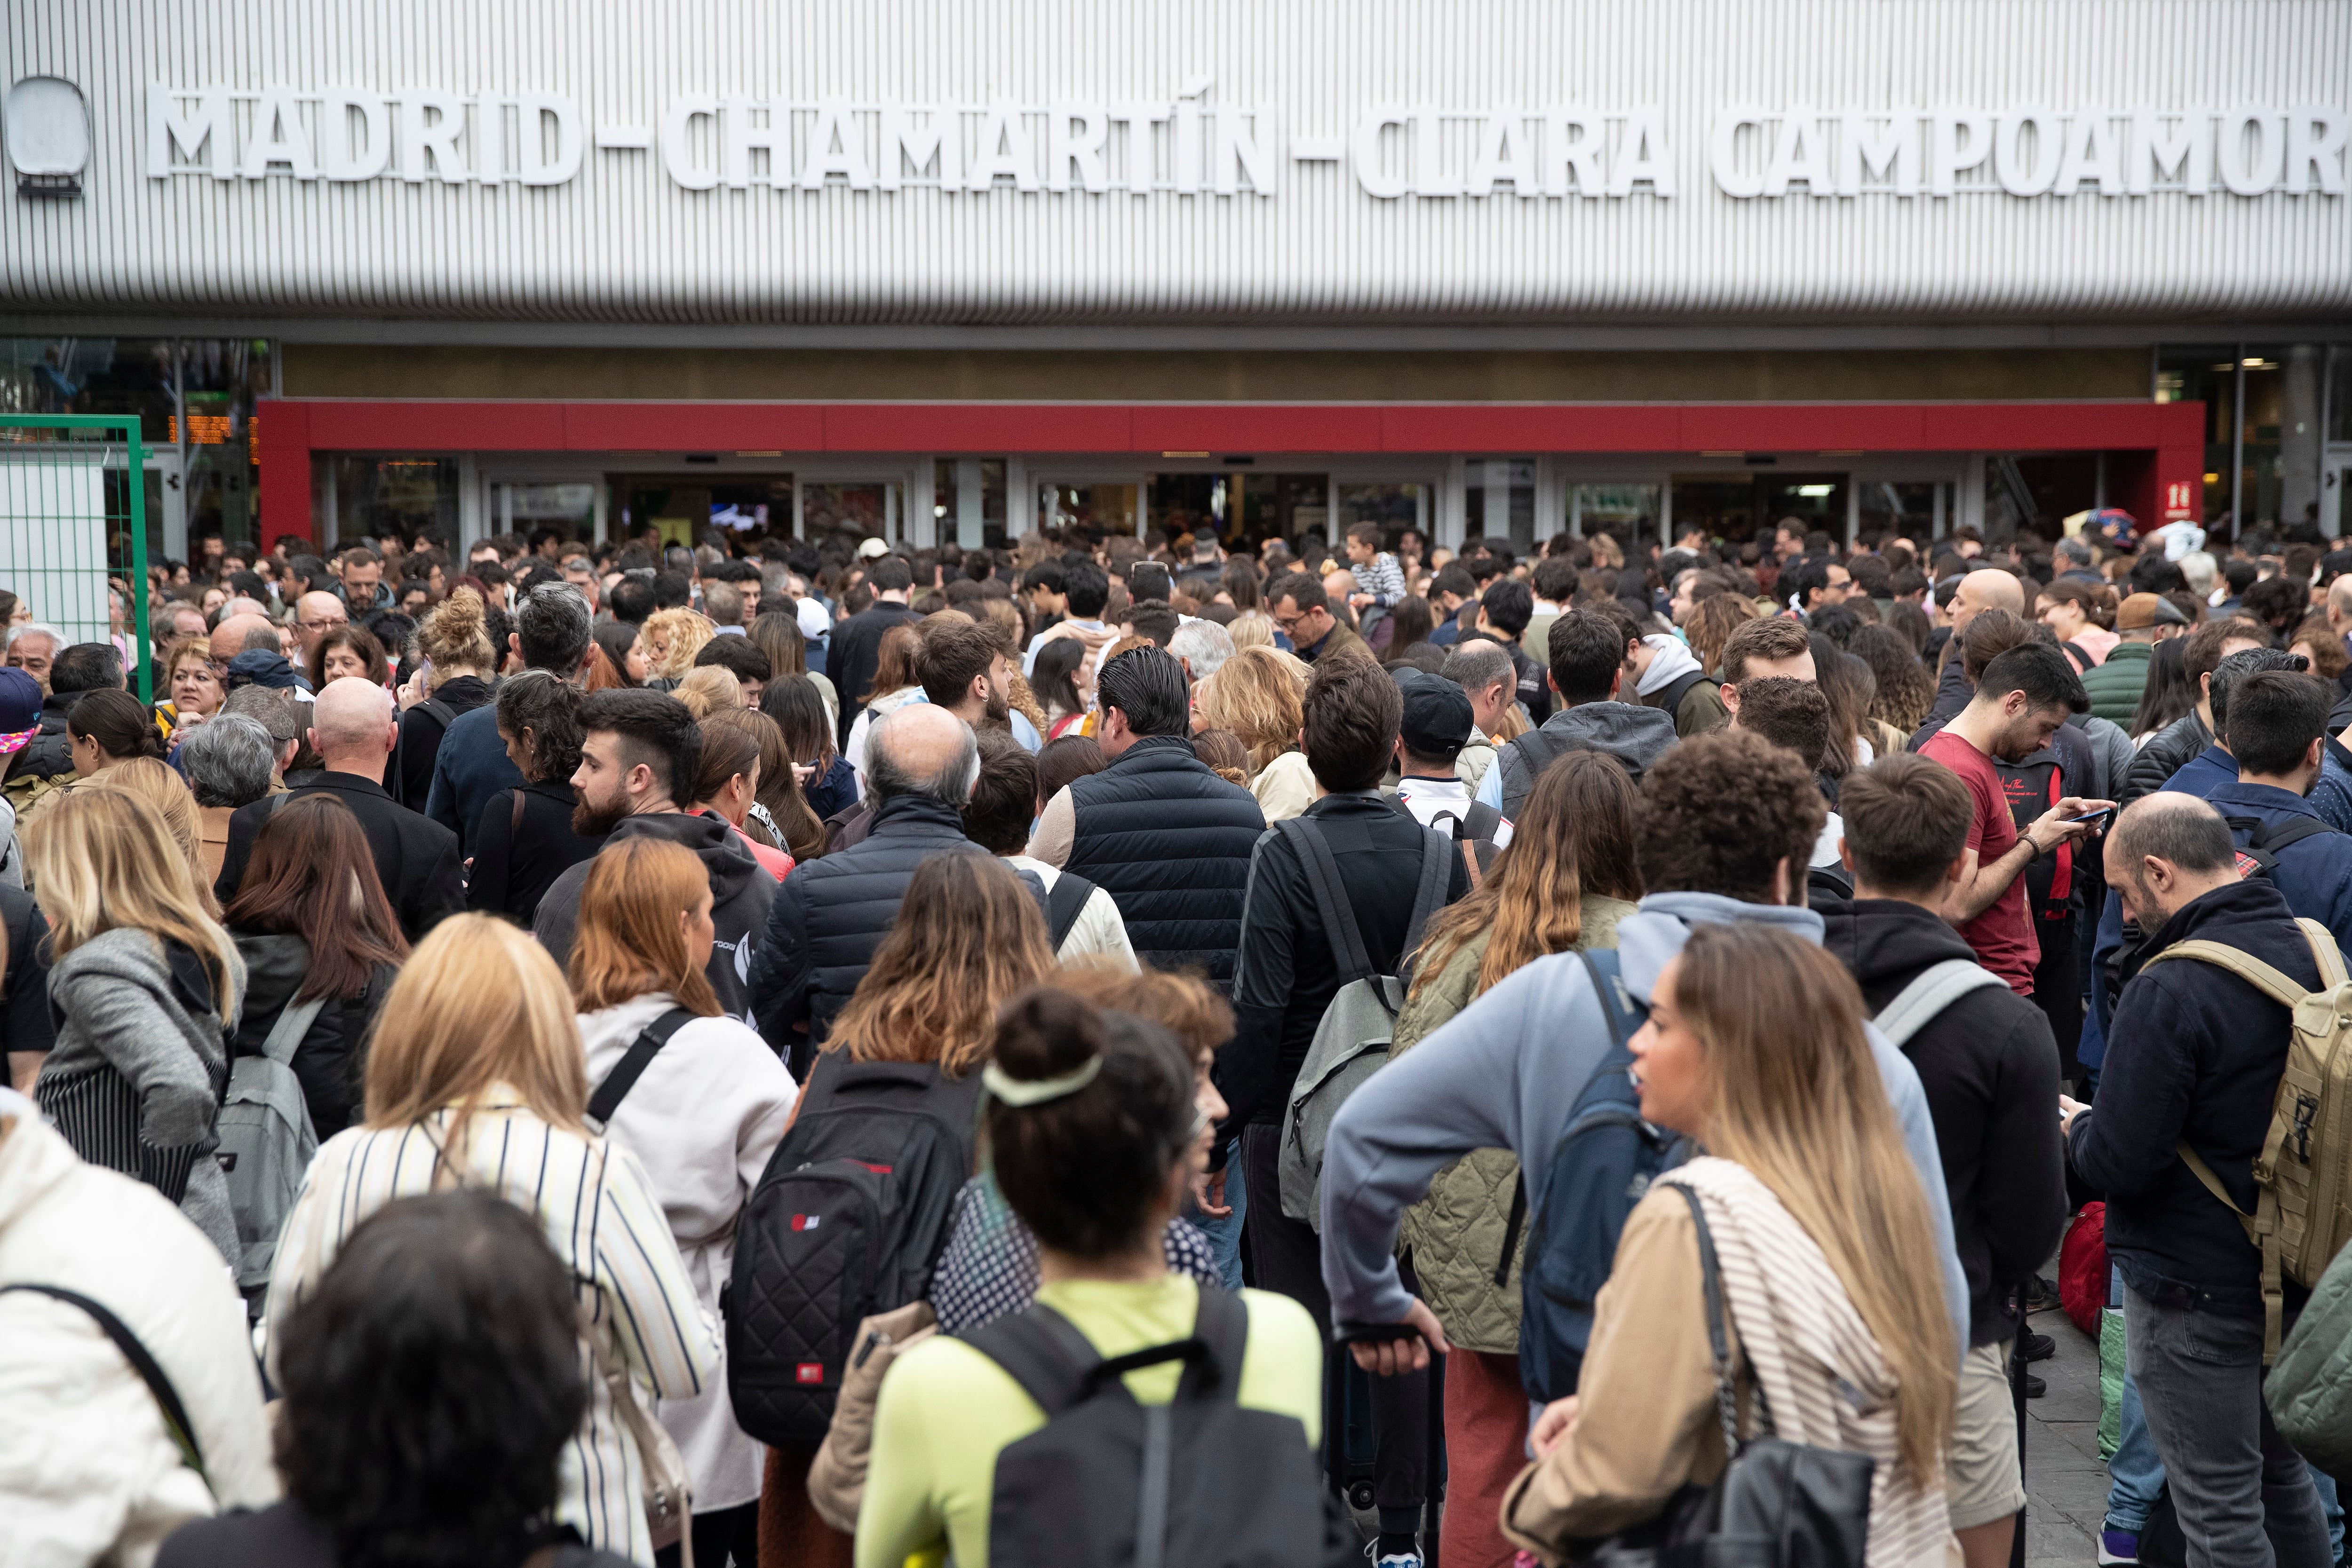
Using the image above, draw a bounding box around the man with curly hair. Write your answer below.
[1319,729,1969,1405]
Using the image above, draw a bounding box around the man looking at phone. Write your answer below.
[1918,643,2112,997]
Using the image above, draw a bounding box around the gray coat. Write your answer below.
[40,927,244,1264]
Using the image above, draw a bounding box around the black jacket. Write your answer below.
[535,810,776,1026]
[228,931,394,1141]
[748,793,997,1061]
[1817,895,2067,1345]
[753,790,1002,1062]
[467,778,608,925]
[158,1500,630,1568]
[826,601,922,748]
[2068,877,2318,1317]
[1906,654,1975,751]
[14,689,94,782]
[1062,735,1266,985]
[1219,792,1470,1135]
[0,881,54,1059]
[2123,710,2209,808]
[389,673,493,810]
[216,772,465,944]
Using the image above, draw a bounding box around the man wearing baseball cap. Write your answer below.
[1391,669,1477,833]
[2082,591,2191,728]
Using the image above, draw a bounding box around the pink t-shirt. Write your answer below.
[1918,729,2039,996]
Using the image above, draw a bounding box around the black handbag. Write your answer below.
[1583,1184,1875,1568]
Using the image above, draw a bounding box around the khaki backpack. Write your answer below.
[2144,917,2352,1358]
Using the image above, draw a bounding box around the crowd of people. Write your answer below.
[4,510,2352,1568]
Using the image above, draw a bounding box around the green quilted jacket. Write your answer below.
[1389,894,1637,1354]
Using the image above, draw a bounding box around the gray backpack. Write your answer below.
[216,992,327,1293]
[1275,816,1452,1230]
[1872,957,2006,1048]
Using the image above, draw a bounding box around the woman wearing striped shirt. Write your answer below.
[262,914,718,1567]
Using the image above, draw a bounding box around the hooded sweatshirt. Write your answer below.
[1814,894,2066,1345]
[1472,699,1682,831]
[535,813,778,1027]
[1634,635,1727,738]
[1317,890,1968,1353]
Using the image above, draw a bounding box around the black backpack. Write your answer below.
[1991,745,2074,921]
[957,1288,1356,1568]
[725,1049,984,1449]
[2224,813,2337,880]
[1047,869,1102,950]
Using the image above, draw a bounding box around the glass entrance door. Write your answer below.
[1669,472,1847,548]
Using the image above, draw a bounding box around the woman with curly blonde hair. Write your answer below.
[1685,591,1760,679]
[641,606,716,688]
[1192,644,1315,822]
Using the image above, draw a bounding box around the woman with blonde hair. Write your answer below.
[25,784,245,1262]
[571,839,797,1568]
[395,586,500,806]
[1505,923,1958,1567]
[1192,643,1315,822]
[1227,609,1275,650]
[1685,591,1760,679]
[673,663,741,720]
[642,606,717,689]
[263,914,716,1567]
[92,756,217,915]
[156,637,225,746]
[1391,751,1644,1568]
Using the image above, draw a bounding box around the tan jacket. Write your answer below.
[1501,1188,1758,1561]
[1390,896,1637,1355]
[806,1300,938,1533]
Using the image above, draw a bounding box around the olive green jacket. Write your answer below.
[1389,894,1638,1354]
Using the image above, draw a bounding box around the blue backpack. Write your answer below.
[1510,948,1692,1404]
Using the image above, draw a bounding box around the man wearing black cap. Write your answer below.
[1391,669,1478,832]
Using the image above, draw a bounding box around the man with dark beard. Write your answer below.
[914,613,1040,749]
[530,688,777,1025]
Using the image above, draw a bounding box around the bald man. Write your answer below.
[213,675,461,940]
[1921,568,2032,730]
[292,590,350,673]
[209,612,276,668]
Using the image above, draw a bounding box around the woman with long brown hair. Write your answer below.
[1390,750,1644,1568]
[824,852,1057,1078]
[1685,591,1759,680]
[763,673,857,824]
[469,669,608,924]
[262,914,715,1566]
[707,704,825,865]
[691,711,793,880]
[25,784,245,1261]
[570,838,797,1568]
[1505,924,1958,1566]
[221,793,407,1142]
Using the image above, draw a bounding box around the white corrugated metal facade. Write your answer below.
[2,0,2348,327]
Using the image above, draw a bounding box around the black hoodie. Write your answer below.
[1817,893,2068,1346]
[532,811,778,1026]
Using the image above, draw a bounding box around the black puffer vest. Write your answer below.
[1062,735,1266,985]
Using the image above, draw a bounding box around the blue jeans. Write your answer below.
[1191,1138,1247,1293]
[2125,1285,2332,1568]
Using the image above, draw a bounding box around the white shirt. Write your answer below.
[576,995,797,1514]
[1004,854,1141,972]
[1393,774,1475,831]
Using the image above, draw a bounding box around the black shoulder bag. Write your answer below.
[1585,1184,1874,1568]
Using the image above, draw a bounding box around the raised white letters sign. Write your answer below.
[147,87,2349,200]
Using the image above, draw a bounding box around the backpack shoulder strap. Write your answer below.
[2142,939,2310,1010]
[956,1300,1105,1417]
[1046,870,1096,950]
[1273,817,1373,985]
[1577,949,1637,1054]
[1462,800,1503,844]
[2253,816,2336,856]
[0,1283,210,1487]
[586,1006,698,1126]
[258,993,331,1067]
[1186,1286,1251,1404]
[2297,917,2349,988]
[1401,826,1452,964]
[1872,958,2007,1049]
[416,697,459,733]
[2176,1142,2255,1220]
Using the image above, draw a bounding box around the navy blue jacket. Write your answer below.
[748,793,1018,1062]
[2205,780,2352,949]
[2068,877,2318,1316]
[1061,735,1266,986]
[421,702,524,859]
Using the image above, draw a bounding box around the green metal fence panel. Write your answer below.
[0,414,151,701]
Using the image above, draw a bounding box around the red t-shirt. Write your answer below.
[1918,729,2040,995]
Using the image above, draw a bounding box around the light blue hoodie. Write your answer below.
[1317,890,1971,1358]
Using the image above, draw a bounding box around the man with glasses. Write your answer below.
[1265,572,1367,665]
[292,592,349,688]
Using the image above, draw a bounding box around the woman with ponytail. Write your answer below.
[16,687,169,837]
[854,987,1324,1568]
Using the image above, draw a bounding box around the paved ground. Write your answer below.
[2021,1299,2111,1567]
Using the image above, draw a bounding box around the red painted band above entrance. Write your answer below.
[269,397,2202,457]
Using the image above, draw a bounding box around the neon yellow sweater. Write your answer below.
[853,1275,1323,1568]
